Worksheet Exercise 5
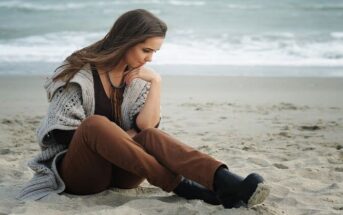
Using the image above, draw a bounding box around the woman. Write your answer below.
[17,9,270,208]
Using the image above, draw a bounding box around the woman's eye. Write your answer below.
[143,49,151,53]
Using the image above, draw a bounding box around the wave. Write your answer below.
[224,2,343,11]
[168,0,206,6]
[0,0,109,11]
[0,31,104,62]
[2,0,343,12]
[301,4,343,11]
[0,0,206,11]
[225,4,262,10]
[0,1,148,11]
[331,32,343,39]
[1,31,343,66]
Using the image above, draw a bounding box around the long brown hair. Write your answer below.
[53,9,167,84]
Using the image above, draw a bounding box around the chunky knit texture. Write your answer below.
[17,63,150,201]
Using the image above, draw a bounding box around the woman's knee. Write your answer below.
[83,115,109,128]
[79,115,127,145]
[135,128,166,147]
[78,115,119,140]
[81,115,122,134]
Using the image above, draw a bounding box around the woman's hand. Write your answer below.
[126,129,137,138]
[124,66,162,130]
[124,66,161,85]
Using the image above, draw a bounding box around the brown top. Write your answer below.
[92,64,124,122]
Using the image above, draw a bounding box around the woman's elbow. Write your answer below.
[136,121,156,130]
[136,117,159,131]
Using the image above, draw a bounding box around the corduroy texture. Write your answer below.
[16,63,150,201]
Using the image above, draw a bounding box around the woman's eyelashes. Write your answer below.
[142,49,152,53]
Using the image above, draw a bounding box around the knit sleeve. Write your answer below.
[36,83,86,149]
[128,82,151,122]
[128,82,163,132]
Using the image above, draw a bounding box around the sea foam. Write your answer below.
[1,31,343,66]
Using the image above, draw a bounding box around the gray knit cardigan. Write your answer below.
[17,63,151,201]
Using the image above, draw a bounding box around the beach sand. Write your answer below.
[0,75,342,215]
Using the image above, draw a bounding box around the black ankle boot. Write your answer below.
[214,167,270,208]
[213,167,243,208]
[173,177,221,205]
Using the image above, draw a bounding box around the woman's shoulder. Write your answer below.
[44,62,93,101]
[49,61,92,81]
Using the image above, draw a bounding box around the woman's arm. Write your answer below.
[135,77,161,129]
[124,67,162,130]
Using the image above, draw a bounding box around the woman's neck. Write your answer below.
[109,60,128,76]
[96,60,128,77]
[96,60,128,87]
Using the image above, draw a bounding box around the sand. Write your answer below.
[0,75,342,215]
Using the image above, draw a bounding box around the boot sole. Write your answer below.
[247,183,270,208]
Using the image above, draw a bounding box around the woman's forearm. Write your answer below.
[135,77,161,130]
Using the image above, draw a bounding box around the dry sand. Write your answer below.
[0,75,342,215]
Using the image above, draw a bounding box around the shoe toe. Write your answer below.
[240,173,270,207]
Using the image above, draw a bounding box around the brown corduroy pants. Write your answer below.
[57,115,224,195]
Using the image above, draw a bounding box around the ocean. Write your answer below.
[1,0,343,76]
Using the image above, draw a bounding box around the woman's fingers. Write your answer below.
[124,71,138,85]
[123,66,157,85]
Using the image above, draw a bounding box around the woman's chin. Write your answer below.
[136,62,145,68]
[127,62,145,70]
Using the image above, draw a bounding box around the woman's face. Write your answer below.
[124,36,164,68]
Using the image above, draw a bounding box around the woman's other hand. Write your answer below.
[124,66,161,85]
[126,129,138,138]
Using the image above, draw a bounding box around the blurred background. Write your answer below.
[0,0,343,76]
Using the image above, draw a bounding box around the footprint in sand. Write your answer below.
[197,145,211,152]
[247,157,270,167]
[278,131,292,138]
[299,125,322,131]
[302,147,315,151]
[273,163,289,169]
[195,131,210,137]
[0,149,11,155]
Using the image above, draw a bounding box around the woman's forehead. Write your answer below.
[140,37,164,50]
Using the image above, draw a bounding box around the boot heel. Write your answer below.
[219,195,243,208]
[173,178,221,205]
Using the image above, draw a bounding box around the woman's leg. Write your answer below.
[132,128,225,191]
[58,115,181,195]
[132,128,270,208]
[110,165,145,189]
